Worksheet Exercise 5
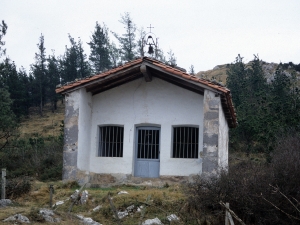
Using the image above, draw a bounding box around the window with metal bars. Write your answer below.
[172,126,199,158]
[98,126,124,157]
[137,129,160,159]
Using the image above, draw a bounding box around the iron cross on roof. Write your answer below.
[147,24,154,33]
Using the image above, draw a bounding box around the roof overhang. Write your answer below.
[56,57,237,128]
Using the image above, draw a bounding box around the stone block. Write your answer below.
[203,133,218,146]
[63,151,77,167]
[204,111,219,120]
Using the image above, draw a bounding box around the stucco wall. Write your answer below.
[202,90,229,176]
[202,90,220,176]
[84,77,204,177]
[77,89,92,173]
[218,100,229,169]
[63,90,80,180]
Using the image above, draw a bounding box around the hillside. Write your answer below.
[196,61,300,85]
[19,101,65,138]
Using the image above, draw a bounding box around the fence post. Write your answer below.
[1,168,6,199]
[225,202,235,225]
[225,202,229,225]
[49,184,54,208]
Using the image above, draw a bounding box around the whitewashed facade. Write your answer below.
[57,57,236,185]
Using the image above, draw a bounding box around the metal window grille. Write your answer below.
[98,126,124,157]
[137,129,159,159]
[173,127,199,158]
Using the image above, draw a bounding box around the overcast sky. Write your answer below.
[1,0,300,73]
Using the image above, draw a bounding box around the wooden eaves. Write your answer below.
[56,57,237,128]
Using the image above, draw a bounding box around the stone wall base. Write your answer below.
[65,170,198,188]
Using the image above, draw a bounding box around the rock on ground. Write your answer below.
[142,217,164,225]
[3,214,30,223]
[92,205,102,212]
[0,199,12,208]
[81,190,89,204]
[39,208,61,223]
[167,214,180,222]
[77,214,102,225]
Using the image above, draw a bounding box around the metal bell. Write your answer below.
[148,44,154,54]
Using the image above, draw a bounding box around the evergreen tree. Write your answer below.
[270,65,300,129]
[31,34,47,116]
[0,87,17,150]
[77,37,90,78]
[227,55,300,153]
[154,47,166,62]
[0,20,7,57]
[189,65,195,75]
[17,67,31,116]
[112,12,137,62]
[61,35,90,83]
[109,42,121,68]
[88,22,111,74]
[166,49,177,66]
[226,54,248,107]
[136,27,146,57]
[0,58,30,117]
[227,55,271,152]
[61,36,78,83]
[47,53,60,112]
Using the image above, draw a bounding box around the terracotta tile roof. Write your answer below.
[55,57,237,127]
[55,58,143,93]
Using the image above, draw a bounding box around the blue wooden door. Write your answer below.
[134,127,160,178]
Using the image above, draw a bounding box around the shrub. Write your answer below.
[186,132,300,224]
[4,176,31,199]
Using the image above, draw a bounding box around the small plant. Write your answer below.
[62,180,79,189]
[5,176,31,199]
[27,207,45,222]
[164,182,170,188]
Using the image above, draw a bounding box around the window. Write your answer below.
[137,128,160,159]
[172,126,199,158]
[98,126,124,157]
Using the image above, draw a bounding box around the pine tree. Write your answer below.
[270,65,300,129]
[0,87,17,150]
[227,55,270,152]
[0,58,30,117]
[0,20,7,58]
[88,22,111,74]
[109,42,121,68]
[189,65,195,75]
[31,34,48,116]
[112,12,137,62]
[226,54,248,107]
[47,53,60,112]
[136,27,146,57]
[166,49,177,66]
[61,35,90,83]
[77,37,90,78]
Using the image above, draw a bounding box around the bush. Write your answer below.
[1,135,63,181]
[186,132,300,224]
[4,176,31,199]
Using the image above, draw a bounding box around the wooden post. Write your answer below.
[225,202,235,225]
[1,168,6,199]
[49,184,54,208]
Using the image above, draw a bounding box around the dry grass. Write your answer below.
[19,101,65,138]
[0,180,187,224]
